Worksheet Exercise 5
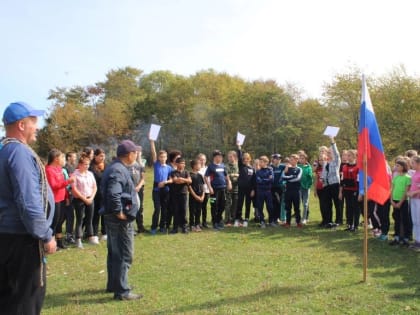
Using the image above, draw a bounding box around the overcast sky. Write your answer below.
[1,0,420,118]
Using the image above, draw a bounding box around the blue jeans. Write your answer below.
[104,214,134,298]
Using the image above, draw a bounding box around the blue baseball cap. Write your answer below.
[2,101,45,125]
[117,140,141,157]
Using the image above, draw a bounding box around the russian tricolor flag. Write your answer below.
[357,75,390,205]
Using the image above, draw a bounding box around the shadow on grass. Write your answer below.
[43,288,113,309]
[206,222,420,303]
[153,283,307,314]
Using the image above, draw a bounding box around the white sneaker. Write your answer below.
[100,235,107,242]
[234,220,240,227]
[302,219,307,225]
[89,236,99,245]
[242,220,248,228]
[76,238,84,249]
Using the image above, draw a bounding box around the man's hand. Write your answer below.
[44,237,57,254]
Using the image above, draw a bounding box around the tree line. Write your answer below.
[35,66,420,162]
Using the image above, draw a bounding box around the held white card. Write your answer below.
[323,126,339,137]
[149,124,161,141]
[237,132,245,145]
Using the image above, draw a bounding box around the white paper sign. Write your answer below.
[149,124,161,141]
[237,132,245,145]
[323,126,340,137]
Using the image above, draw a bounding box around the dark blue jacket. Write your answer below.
[0,140,54,242]
[100,159,139,221]
[255,167,274,191]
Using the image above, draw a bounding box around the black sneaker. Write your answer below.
[56,238,67,250]
[389,239,399,246]
[401,240,410,247]
[66,235,76,245]
[137,226,149,233]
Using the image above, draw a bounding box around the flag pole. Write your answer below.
[361,74,369,283]
[363,152,368,282]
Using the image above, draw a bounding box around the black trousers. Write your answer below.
[210,188,226,225]
[135,186,145,231]
[392,200,410,240]
[189,195,202,227]
[285,189,301,224]
[271,187,283,222]
[343,190,361,228]
[151,189,169,230]
[0,234,46,315]
[317,188,328,225]
[173,193,188,230]
[51,200,66,236]
[322,183,342,224]
[236,187,253,220]
[201,193,209,224]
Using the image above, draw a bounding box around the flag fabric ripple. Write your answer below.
[357,75,390,205]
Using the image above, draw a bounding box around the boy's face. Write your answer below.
[298,156,306,164]
[177,161,185,171]
[159,153,167,164]
[271,157,280,166]
[213,155,223,164]
[259,159,268,168]
[289,157,298,166]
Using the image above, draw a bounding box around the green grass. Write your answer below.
[42,169,420,315]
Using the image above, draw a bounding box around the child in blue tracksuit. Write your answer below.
[255,156,274,228]
[282,154,303,227]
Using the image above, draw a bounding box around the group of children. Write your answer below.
[47,138,420,254]
[313,142,420,252]
[148,140,315,233]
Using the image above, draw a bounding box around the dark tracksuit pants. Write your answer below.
[271,186,283,223]
[392,199,410,241]
[173,193,188,230]
[321,183,341,224]
[343,189,360,228]
[256,190,273,223]
[236,187,253,221]
[151,188,169,230]
[285,188,301,224]
[210,188,226,226]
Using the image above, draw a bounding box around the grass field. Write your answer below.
[42,168,420,315]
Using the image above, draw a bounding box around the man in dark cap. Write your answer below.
[100,139,141,301]
[0,102,57,315]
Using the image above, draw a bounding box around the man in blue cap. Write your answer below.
[0,102,57,315]
[101,139,142,301]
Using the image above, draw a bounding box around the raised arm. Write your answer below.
[150,139,157,163]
